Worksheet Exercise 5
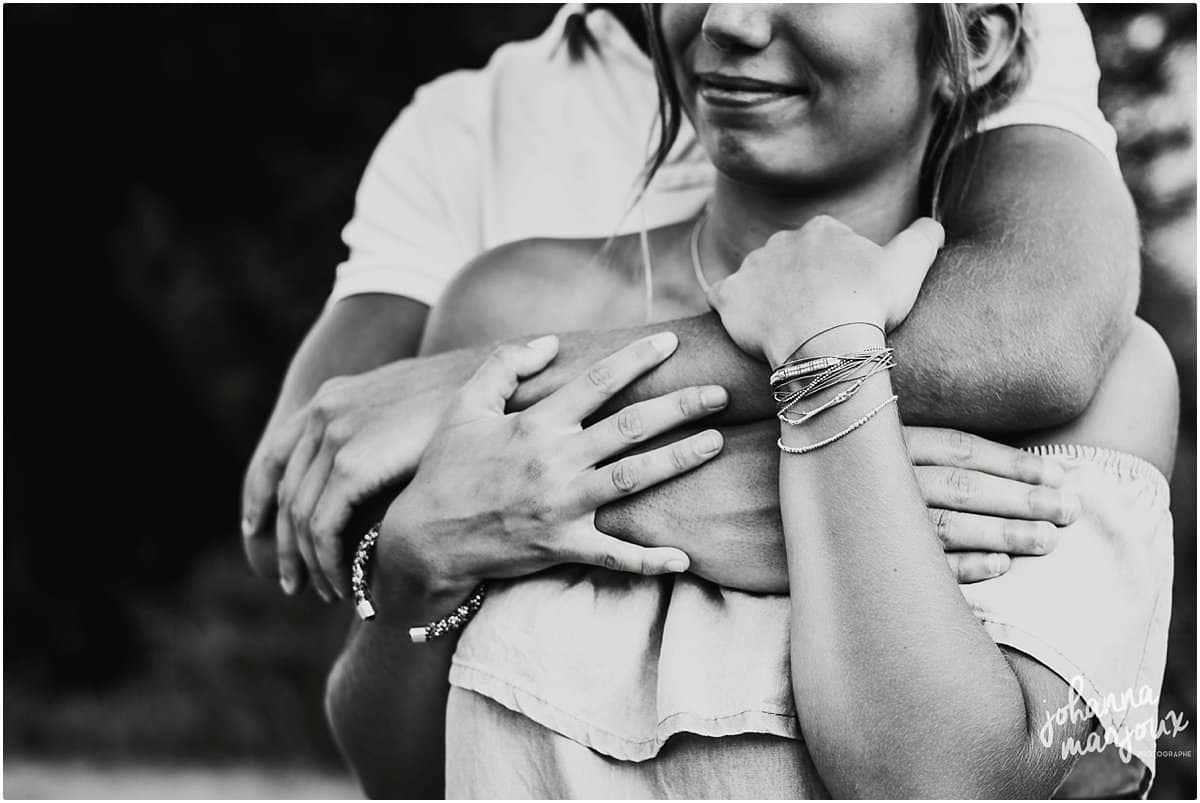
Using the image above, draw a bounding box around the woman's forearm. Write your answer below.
[775,329,1051,798]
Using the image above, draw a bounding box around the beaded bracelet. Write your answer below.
[351,521,489,644]
[777,394,898,455]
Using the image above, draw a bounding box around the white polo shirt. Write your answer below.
[330,4,1118,307]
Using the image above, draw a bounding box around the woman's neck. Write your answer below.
[699,162,926,282]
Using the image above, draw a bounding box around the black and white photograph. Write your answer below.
[4,2,1197,799]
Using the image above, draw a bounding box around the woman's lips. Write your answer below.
[695,73,811,109]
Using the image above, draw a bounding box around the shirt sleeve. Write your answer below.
[977,4,1120,171]
[960,445,1174,792]
[328,71,485,308]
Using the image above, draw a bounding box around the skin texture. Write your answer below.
[243,122,1139,597]
[709,233,1176,796]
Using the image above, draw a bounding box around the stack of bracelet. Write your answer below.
[772,344,897,455]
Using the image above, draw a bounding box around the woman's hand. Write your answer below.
[707,215,945,365]
[367,332,728,609]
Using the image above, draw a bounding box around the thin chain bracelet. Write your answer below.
[350,521,489,643]
[777,362,894,425]
[777,395,898,455]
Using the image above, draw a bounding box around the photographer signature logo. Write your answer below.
[1039,676,1189,762]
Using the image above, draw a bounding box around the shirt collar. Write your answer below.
[552,3,649,64]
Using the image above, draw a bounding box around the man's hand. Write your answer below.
[241,347,480,600]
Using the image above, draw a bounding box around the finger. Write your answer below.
[278,420,334,601]
[291,448,346,599]
[904,426,1064,487]
[568,429,723,513]
[562,529,691,576]
[307,467,360,568]
[915,466,1080,525]
[575,385,728,466]
[241,410,307,539]
[531,332,679,424]
[928,508,1061,555]
[883,217,944,270]
[455,336,560,418]
[275,498,308,597]
[946,551,1012,584]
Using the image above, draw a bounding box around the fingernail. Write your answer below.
[526,334,557,350]
[650,331,678,355]
[241,515,257,537]
[989,553,1010,575]
[280,574,297,595]
[665,559,688,573]
[701,386,728,409]
[697,430,723,455]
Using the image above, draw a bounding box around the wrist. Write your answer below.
[372,499,478,621]
[767,320,887,366]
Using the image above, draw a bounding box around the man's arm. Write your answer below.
[252,126,1138,589]
[241,294,428,580]
[511,126,1138,430]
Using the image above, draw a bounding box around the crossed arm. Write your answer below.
[242,125,1139,597]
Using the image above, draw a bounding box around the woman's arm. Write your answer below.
[774,325,1090,798]
[706,216,1118,798]
[247,126,1138,591]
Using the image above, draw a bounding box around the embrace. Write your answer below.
[242,4,1177,799]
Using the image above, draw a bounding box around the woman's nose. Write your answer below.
[701,3,773,53]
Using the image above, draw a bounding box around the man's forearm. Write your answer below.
[267,294,430,426]
[513,127,1138,433]
[595,422,787,593]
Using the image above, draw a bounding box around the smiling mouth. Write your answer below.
[696,72,811,108]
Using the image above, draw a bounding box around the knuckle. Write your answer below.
[602,552,622,571]
[610,462,640,493]
[677,388,699,419]
[324,419,352,446]
[672,443,694,472]
[331,451,356,480]
[586,361,617,393]
[615,407,645,441]
[512,412,539,440]
[945,429,974,463]
[1033,521,1058,554]
[1015,453,1042,481]
[1001,519,1022,552]
[947,469,975,505]
[932,508,953,546]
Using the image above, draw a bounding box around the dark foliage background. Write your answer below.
[3,4,1195,797]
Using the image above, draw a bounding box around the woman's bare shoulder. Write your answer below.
[421,235,641,353]
[1025,318,1179,477]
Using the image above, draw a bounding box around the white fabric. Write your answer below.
[330,4,1119,307]
[446,446,1172,796]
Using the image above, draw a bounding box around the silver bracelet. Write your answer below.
[777,395,898,455]
[350,521,488,643]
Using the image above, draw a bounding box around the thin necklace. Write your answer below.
[689,209,711,295]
